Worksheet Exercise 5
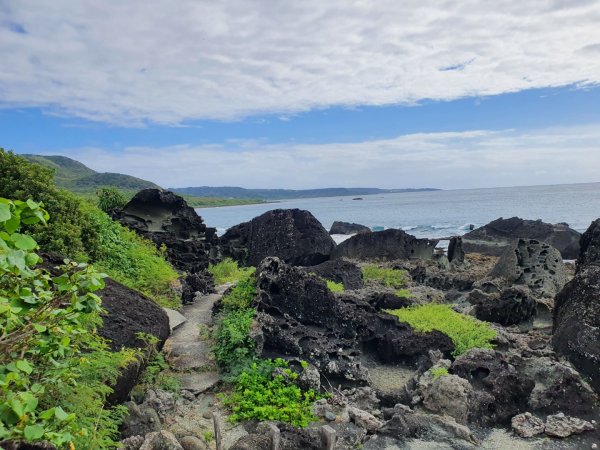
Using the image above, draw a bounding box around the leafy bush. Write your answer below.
[430,367,449,379]
[386,304,496,356]
[0,149,91,259]
[96,187,127,212]
[0,197,135,448]
[220,276,257,311]
[362,264,408,289]
[214,308,257,375]
[326,280,345,293]
[209,258,255,285]
[81,203,180,307]
[221,359,320,427]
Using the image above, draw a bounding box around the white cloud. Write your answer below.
[48,124,600,189]
[1,0,600,124]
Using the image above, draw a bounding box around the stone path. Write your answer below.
[163,284,231,392]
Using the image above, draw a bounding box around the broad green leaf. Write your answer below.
[0,204,10,222]
[24,424,45,440]
[54,406,69,421]
[11,233,37,250]
[16,360,33,374]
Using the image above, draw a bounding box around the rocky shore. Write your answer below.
[53,189,600,450]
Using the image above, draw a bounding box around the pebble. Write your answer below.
[202,411,213,419]
[591,444,597,449]
[324,411,336,421]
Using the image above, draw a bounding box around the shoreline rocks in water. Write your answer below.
[463,216,581,259]
[332,228,438,261]
[329,220,372,235]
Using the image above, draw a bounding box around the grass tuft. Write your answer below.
[326,280,345,293]
[362,264,408,289]
[209,258,255,285]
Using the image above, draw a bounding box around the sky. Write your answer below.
[1,0,600,190]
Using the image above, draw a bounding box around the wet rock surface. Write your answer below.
[462,217,581,259]
[221,208,336,267]
[331,228,438,261]
[115,189,218,273]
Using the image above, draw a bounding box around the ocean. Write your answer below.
[196,182,600,241]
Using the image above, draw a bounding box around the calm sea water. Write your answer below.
[196,183,600,239]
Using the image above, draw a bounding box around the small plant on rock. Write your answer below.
[362,264,408,289]
[326,280,345,293]
[430,367,449,379]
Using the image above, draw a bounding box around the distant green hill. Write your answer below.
[21,154,161,196]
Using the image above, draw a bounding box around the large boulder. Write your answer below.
[577,218,600,272]
[489,239,568,298]
[331,229,438,262]
[469,286,536,326]
[329,221,371,235]
[221,209,335,267]
[115,189,218,273]
[462,217,581,259]
[450,349,535,425]
[255,257,454,384]
[553,264,600,393]
[303,259,363,290]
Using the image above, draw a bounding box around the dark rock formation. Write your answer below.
[255,257,453,385]
[329,220,371,235]
[181,271,214,304]
[331,229,438,262]
[220,209,336,267]
[577,218,600,272]
[97,278,171,404]
[450,349,535,425]
[447,236,465,266]
[490,239,568,298]
[303,259,363,290]
[115,189,218,273]
[462,217,581,259]
[469,286,536,326]
[553,264,600,393]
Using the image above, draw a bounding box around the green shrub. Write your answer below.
[395,288,411,299]
[220,276,257,311]
[0,197,135,448]
[209,258,255,285]
[214,308,257,375]
[96,187,127,212]
[0,149,91,259]
[386,304,496,356]
[221,359,321,427]
[82,203,180,307]
[430,367,449,379]
[362,264,408,289]
[326,280,345,293]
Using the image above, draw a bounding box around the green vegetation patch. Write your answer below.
[209,258,256,285]
[326,280,345,293]
[0,198,136,448]
[395,288,411,299]
[221,359,320,428]
[362,264,408,289]
[386,304,496,356]
[430,367,449,379]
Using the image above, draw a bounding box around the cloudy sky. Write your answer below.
[1,0,600,189]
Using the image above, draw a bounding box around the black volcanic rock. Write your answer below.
[329,221,371,235]
[447,236,465,266]
[450,349,535,426]
[255,257,453,384]
[489,239,568,298]
[553,264,600,393]
[469,286,536,326]
[304,259,364,290]
[115,189,218,273]
[331,229,438,261]
[220,209,336,267]
[462,217,580,259]
[577,218,600,272]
